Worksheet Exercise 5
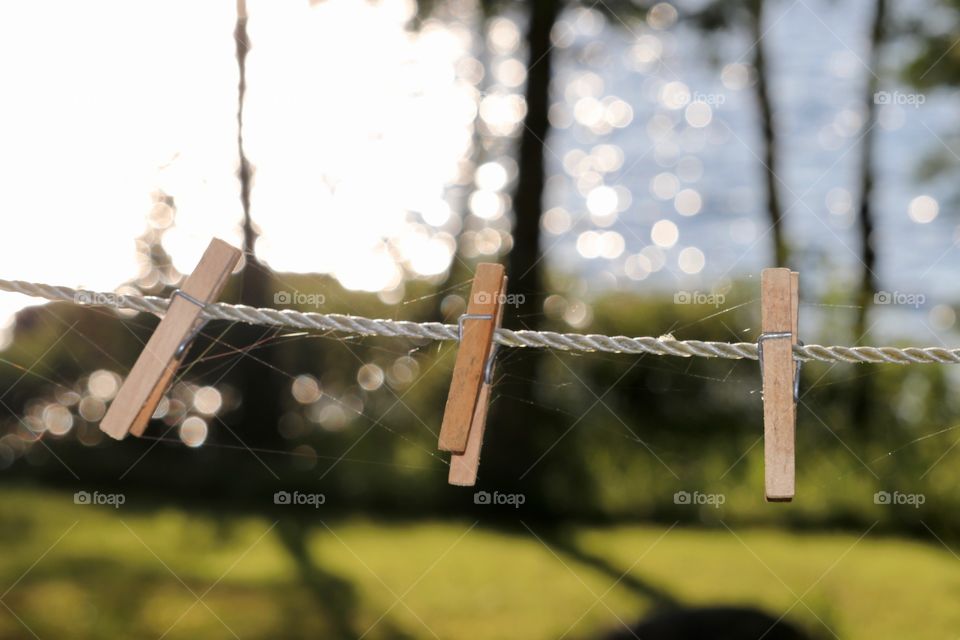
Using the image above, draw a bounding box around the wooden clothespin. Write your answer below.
[448,276,508,486]
[759,268,800,501]
[439,263,507,486]
[101,238,242,440]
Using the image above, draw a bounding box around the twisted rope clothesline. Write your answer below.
[0,278,956,366]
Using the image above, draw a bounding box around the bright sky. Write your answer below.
[0,0,474,336]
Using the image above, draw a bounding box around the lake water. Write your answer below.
[543,0,959,341]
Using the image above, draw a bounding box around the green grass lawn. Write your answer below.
[0,486,957,639]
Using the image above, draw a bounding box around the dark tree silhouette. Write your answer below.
[231,0,285,450]
[506,0,559,329]
[748,0,788,267]
[850,0,887,430]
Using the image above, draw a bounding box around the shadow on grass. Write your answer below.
[495,522,816,640]
[539,525,679,610]
[275,519,414,640]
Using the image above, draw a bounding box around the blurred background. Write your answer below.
[1,0,960,637]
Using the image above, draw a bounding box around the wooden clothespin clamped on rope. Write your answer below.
[438,263,507,486]
[759,268,800,502]
[100,238,242,440]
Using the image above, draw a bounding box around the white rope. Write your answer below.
[1,277,957,365]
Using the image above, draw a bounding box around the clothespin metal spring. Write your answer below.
[171,289,210,358]
[458,313,498,385]
[757,332,803,403]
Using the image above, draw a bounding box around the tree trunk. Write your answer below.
[851,0,886,430]
[507,0,557,320]
[484,0,560,489]
[236,0,256,286]
[232,0,284,450]
[748,0,788,267]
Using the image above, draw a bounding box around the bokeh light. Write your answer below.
[908,195,939,224]
[179,416,208,447]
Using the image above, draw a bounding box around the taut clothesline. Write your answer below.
[0,277,956,366]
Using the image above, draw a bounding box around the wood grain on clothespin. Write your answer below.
[761,268,799,501]
[448,276,507,486]
[100,238,241,440]
[438,263,506,455]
